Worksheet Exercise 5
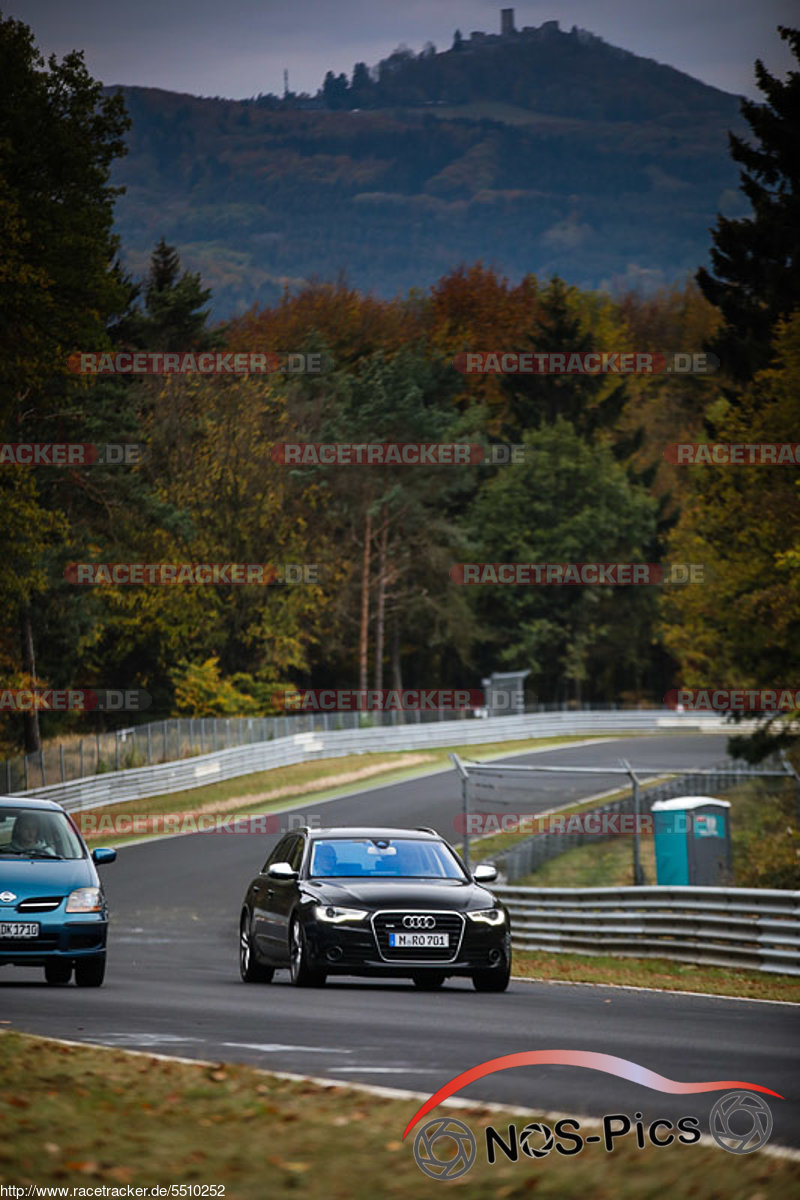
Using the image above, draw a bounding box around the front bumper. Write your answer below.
[305,913,511,978]
[0,911,108,967]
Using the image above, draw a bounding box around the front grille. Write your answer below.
[372,911,465,962]
[17,897,62,913]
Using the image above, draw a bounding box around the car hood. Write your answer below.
[305,878,498,912]
[0,857,97,904]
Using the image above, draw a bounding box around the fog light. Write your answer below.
[488,948,502,965]
[326,946,343,962]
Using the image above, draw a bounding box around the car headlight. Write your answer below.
[314,904,369,924]
[467,908,506,926]
[65,887,103,913]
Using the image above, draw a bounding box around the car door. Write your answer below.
[252,834,294,961]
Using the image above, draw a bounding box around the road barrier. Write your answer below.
[10,709,727,812]
[495,884,800,975]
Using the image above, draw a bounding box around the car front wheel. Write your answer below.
[240,912,274,983]
[412,973,446,989]
[75,954,106,988]
[44,960,72,985]
[289,918,326,988]
[472,965,510,992]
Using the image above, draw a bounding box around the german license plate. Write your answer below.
[389,932,449,948]
[0,922,39,938]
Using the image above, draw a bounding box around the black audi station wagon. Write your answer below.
[238,826,511,991]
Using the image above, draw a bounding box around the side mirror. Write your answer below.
[92,848,117,865]
[473,863,497,883]
[267,861,298,881]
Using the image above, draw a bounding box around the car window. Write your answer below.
[286,835,305,871]
[308,838,466,879]
[262,834,291,874]
[0,807,85,860]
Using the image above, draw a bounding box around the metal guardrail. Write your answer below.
[10,709,728,812]
[495,884,800,976]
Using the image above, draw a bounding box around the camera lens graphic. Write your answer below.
[413,1117,477,1180]
[709,1091,773,1154]
[519,1121,555,1158]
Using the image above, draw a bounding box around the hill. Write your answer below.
[106,19,748,318]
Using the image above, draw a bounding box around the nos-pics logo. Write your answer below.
[405,1051,781,1180]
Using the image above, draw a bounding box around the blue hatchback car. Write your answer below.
[0,797,116,986]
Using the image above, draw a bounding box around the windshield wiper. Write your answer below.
[0,848,63,859]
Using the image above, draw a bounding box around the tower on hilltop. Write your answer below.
[501,8,515,36]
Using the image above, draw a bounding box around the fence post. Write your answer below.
[624,760,645,886]
[80,739,85,778]
[115,733,120,771]
[24,755,29,790]
[39,748,46,787]
[450,753,470,873]
[59,744,65,782]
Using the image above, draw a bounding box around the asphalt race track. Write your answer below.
[2,734,798,1149]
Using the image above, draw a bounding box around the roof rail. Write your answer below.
[415,826,438,836]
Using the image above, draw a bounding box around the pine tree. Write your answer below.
[696,26,800,381]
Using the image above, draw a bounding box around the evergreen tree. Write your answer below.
[696,27,800,381]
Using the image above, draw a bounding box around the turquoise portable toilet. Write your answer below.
[651,796,732,886]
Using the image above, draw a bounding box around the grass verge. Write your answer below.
[512,950,800,1003]
[0,1032,796,1199]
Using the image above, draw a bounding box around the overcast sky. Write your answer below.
[8,0,796,101]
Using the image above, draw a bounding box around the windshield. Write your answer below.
[0,807,85,860]
[309,837,466,880]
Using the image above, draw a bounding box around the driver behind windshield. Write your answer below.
[9,812,57,856]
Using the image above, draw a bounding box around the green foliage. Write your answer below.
[465,419,659,699]
[730,781,800,889]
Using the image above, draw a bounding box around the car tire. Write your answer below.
[74,954,106,988]
[412,973,446,989]
[44,960,72,985]
[472,966,510,992]
[289,917,326,988]
[239,912,274,983]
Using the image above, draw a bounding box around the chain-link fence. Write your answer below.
[452,755,799,884]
